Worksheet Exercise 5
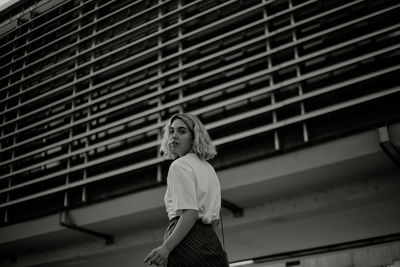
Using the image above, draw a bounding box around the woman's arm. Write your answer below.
[164,209,198,251]
[144,209,198,266]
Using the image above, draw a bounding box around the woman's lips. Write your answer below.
[170,141,179,147]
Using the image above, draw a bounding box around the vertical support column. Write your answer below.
[177,0,183,114]
[263,0,280,151]
[3,43,14,225]
[12,6,30,204]
[4,11,29,224]
[65,0,81,207]
[64,116,72,209]
[76,0,88,204]
[84,0,99,204]
[289,0,308,143]
[156,0,163,183]
[4,38,15,225]
[12,16,25,166]
[65,0,85,209]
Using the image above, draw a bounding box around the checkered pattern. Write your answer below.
[164,218,229,267]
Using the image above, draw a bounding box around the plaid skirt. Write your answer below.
[164,217,229,267]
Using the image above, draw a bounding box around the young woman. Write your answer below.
[144,113,228,267]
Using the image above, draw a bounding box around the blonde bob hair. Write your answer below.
[159,113,217,160]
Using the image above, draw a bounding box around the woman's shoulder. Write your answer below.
[171,153,204,170]
[170,154,194,170]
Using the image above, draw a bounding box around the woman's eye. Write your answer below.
[169,128,186,135]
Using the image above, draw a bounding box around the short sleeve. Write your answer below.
[168,160,199,212]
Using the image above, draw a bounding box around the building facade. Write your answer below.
[0,0,400,266]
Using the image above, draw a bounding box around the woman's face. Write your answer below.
[169,118,193,158]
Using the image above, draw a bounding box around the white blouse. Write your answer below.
[164,153,221,224]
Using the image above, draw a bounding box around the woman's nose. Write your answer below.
[171,131,178,139]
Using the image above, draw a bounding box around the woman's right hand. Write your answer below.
[144,244,169,266]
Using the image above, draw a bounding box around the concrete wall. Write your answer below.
[1,123,399,267]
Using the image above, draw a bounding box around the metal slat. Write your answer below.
[3,61,400,193]
[1,21,398,157]
[0,0,370,131]
[0,0,234,95]
[214,85,400,146]
[1,0,399,215]
[0,25,398,179]
[0,0,324,131]
[0,0,197,90]
[1,0,384,139]
[0,0,82,64]
[1,83,399,209]
[2,58,399,194]
[0,0,141,75]
[0,0,386,143]
[206,65,400,130]
[0,0,69,40]
[0,0,132,65]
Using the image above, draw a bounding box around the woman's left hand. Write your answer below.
[144,245,169,266]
